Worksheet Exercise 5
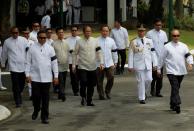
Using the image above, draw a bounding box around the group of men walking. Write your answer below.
[0,18,193,124]
[128,19,193,113]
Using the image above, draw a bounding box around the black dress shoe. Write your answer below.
[170,105,176,111]
[81,98,86,106]
[99,96,105,100]
[156,94,163,97]
[41,119,49,124]
[114,70,120,75]
[58,95,61,100]
[74,93,79,96]
[120,69,124,74]
[29,96,32,101]
[32,111,39,120]
[16,104,21,108]
[61,96,66,102]
[150,91,155,96]
[106,93,111,99]
[87,102,95,106]
[139,100,146,104]
[175,106,181,114]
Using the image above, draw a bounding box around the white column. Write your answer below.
[10,0,16,26]
[132,0,137,18]
[107,0,115,28]
[120,0,127,21]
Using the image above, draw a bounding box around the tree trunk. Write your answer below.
[0,0,11,41]
[148,0,164,23]
[175,0,184,19]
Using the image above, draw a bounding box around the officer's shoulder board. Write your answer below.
[129,37,137,49]
[145,36,152,40]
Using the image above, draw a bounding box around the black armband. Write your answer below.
[96,47,101,52]
[111,49,117,52]
[26,47,29,52]
[185,53,191,58]
[69,50,73,54]
[51,55,57,61]
[151,48,155,51]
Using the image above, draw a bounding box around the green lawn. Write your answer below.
[179,30,194,49]
[91,30,194,49]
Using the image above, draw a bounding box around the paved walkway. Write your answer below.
[0,70,194,131]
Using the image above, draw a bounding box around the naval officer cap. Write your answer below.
[137,24,146,31]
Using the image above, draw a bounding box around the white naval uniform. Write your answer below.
[128,37,158,101]
[25,42,58,83]
[97,36,118,68]
[158,41,193,75]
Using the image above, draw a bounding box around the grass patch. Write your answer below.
[89,29,194,49]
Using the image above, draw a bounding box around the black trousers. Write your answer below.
[116,49,126,72]
[78,69,96,103]
[10,72,25,106]
[167,74,184,107]
[31,82,51,120]
[69,64,79,94]
[151,68,163,95]
[96,67,114,97]
[58,71,67,97]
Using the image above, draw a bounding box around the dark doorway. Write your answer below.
[115,0,121,21]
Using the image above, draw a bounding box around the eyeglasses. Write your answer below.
[38,37,46,40]
[172,35,180,37]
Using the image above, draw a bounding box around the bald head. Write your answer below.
[171,29,180,35]
[171,29,180,43]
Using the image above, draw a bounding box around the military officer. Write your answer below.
[128,24,158,104]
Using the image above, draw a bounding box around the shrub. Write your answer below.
[173,16,194,31]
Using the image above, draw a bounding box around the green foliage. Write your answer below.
[174,15,194,31]
[137,0,149,23]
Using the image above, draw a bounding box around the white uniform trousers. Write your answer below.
[66,5,72,25]
[135,70,152,100]
[73,8,80,24]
